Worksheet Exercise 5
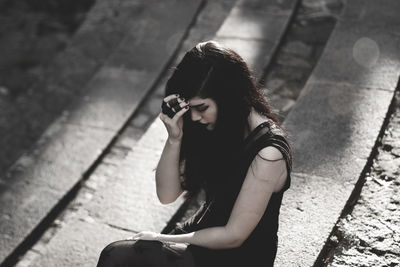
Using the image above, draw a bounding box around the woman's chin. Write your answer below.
[206,124,215,131]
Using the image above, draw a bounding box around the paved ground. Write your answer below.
[0,0,399,266]
[324,91,400,267]
[0,0,96,175]
[261,0,343,121]
[275,0,399,264]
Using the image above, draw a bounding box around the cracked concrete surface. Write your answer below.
[326,91,400,267]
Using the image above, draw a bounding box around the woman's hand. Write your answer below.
[159,94,190,143]
[125,227,241,249]
[127,231,160,241]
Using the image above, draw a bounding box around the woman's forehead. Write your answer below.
[189,96,207,104]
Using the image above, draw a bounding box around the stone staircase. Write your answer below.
[1,0,399,266]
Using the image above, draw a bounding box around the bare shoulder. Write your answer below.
[250,146,287,191]
[256,146,284,161]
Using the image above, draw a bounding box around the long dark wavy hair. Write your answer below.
[165,41,287,199]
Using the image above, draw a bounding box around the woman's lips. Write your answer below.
[197,122,210,129]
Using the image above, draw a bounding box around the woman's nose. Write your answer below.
[190,110,202,121]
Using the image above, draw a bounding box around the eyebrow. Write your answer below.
[189,103,205,108]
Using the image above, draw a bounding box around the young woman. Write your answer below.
[96,41,292,267]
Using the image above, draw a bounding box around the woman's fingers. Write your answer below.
[172,105,189,121]
[161,99,189,118]
[161,94,188,118]
[161,101,176,118]
[126,231,159,241]
[163,94,179,103]
[159,103,189,122]
[168,101,189,120]
[171,101,189,113]
[159,101,188,141]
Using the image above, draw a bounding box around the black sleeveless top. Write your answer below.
[174,120,292,267]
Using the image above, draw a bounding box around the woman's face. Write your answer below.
[188,96,218,131]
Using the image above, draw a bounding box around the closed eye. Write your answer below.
[197,106,208,112]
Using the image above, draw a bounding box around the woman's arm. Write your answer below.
[155,137,184,204]
[136,146,287,249]
[156,95,189,204]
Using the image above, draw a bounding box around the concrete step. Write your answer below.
[0,1,203,265]
[275,0,400,266]
[0,0,147,175]
[215,0,300,78]
[326,90,400,266]
[8,0,301,266]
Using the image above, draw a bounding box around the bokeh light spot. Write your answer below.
[352,37,380,68]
